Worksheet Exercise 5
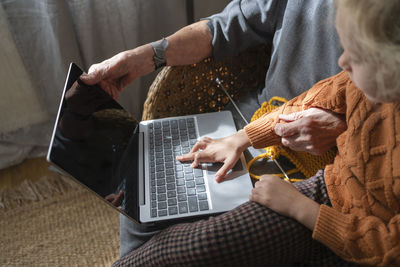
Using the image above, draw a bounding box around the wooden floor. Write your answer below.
[0,157,51,190]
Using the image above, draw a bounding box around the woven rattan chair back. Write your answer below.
[142,44,271,120]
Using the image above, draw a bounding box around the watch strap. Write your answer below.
[150,38,168,70]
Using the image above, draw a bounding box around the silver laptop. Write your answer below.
[47,63,253,224]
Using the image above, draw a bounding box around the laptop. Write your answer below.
[47,62,253,224]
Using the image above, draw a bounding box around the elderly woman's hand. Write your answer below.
[274,108,346,155]
[80,45,155,100]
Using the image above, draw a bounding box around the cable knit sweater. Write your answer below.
[244,71,400,266]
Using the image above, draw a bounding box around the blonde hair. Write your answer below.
[336,0,400,102]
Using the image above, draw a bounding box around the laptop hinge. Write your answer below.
[138,131,145,205]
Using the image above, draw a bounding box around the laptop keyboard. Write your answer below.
[148,117,209,218]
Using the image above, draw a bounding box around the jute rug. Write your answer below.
[0,174,120,266]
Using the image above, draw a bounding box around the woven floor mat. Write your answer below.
[0,175,120,266]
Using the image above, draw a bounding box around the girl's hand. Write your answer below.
[176,130,251,182]
[250,175,320,230]
[250,175,301,217]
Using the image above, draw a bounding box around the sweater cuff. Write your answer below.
[312,204,352,258]
[244,116,281,149]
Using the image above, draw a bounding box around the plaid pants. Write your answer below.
[113,170,357,266]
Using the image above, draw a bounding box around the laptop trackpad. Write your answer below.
[204,160,252,211]
[206,162,243,174]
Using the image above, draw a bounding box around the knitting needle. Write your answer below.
[215,78,290,181]
[216,78,248,125]
[272,157,290,181]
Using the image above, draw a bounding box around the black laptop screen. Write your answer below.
[48,63,139,221]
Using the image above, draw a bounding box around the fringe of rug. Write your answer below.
[0,174,80,211]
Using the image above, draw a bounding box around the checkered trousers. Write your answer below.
[113,170,358,267]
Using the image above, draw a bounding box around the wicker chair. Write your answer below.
[142,44,271,120]
[141,44,335,182]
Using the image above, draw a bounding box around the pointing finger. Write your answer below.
[176,152,195,162]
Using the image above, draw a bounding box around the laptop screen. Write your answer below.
[48,63,139,221]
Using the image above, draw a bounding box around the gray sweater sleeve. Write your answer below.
[205,0,287,60]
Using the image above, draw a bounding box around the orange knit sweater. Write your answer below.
[244,71,400,266]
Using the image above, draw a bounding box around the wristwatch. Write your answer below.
[150,38,168,70]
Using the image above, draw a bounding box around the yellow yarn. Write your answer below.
[247,97,337,182]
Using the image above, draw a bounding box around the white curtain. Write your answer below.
[0,0,187,169]
[0,0,230,169]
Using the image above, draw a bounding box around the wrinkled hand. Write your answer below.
[250,175,301,218]
[274,107,346,155]
[80,52,135,99]
[176,130,250,183]
[80,45,153,100]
